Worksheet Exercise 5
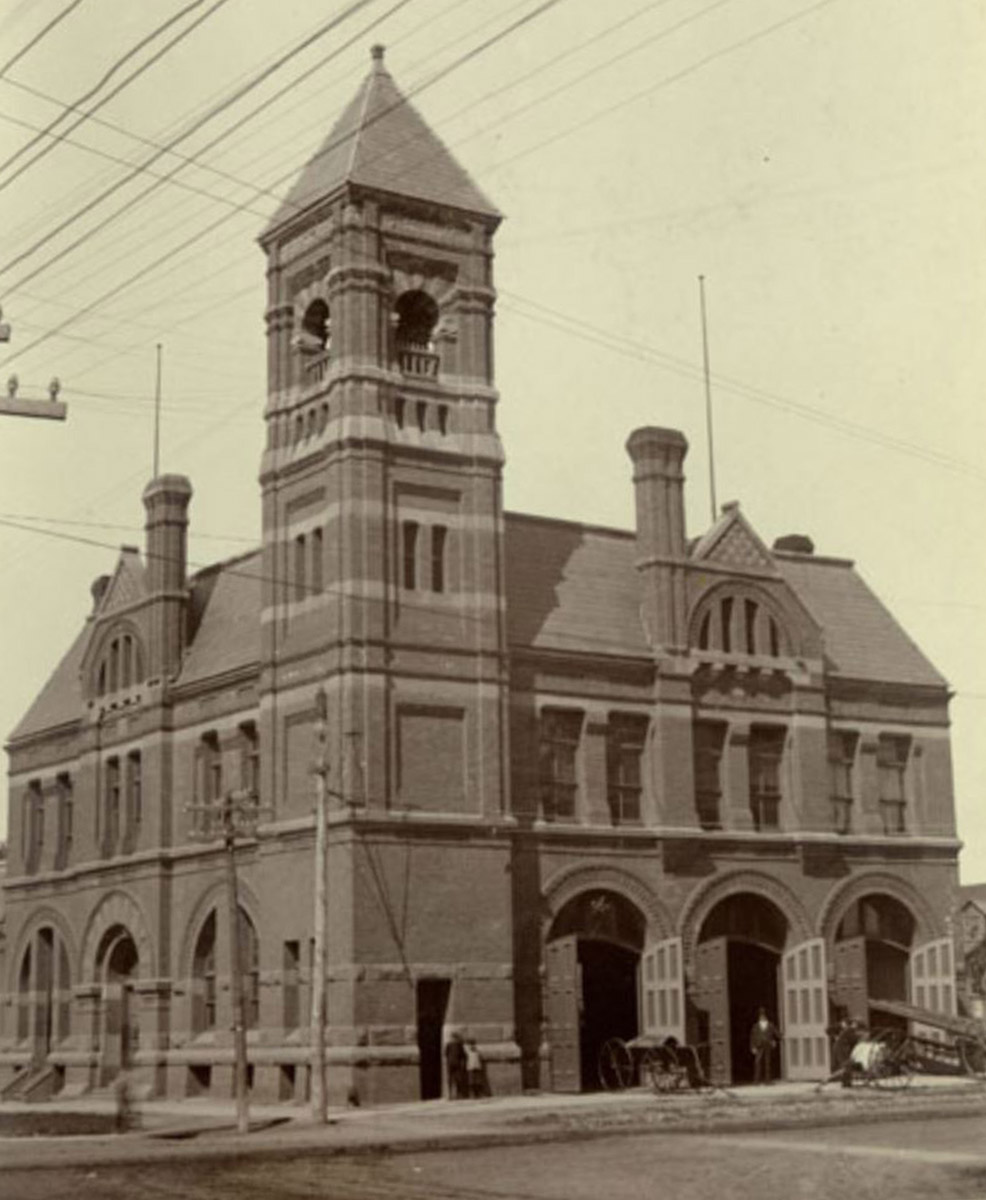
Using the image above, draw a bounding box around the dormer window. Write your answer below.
[93,629,145,699]
[691,590,791,660]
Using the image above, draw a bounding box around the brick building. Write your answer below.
[0,47,961,1103]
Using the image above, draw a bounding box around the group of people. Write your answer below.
[445,1032,491,1099]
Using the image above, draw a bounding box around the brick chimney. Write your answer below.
[142,474,192,681]
[626,426,688,652]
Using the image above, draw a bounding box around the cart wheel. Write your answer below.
[957,1037,986,1078]
[870,1031,913,1091]
[643,1047,678,1094]
[598,1038,634,1091]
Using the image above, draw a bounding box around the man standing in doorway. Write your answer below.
[750,1007,779,1084]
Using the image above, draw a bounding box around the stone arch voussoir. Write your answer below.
[679,869,814,970]
[541,864,673,941]
[177,878,262,981]
[5,906,80,995]
[79,889,153,985]
[818,871,942,948]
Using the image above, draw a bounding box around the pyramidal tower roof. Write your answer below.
[263,45,499,238]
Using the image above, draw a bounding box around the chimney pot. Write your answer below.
[773,533,815,555]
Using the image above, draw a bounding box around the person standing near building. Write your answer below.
[750,1007,779,1084]
[445,1031,468,1099]
[465,1038,486,1098]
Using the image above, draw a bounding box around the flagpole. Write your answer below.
[698,276,717,524]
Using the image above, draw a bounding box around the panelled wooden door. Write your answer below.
[780,938,830,1080]
[693,936,730,1085]
[544,935,581,1092]
[832,936,868,1024]
[640,937,686,1043]
[910,937,956,1042]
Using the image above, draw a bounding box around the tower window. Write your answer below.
[431,525,448,593]
[300,298,330,352]
[394,289,438,349]
[394,397,406,429]
[311,528,324,593]
[294,534,306,601]
[402,521,419,590]
[416,401,427,433]
[769,617,781,657]
[437,405,449,435]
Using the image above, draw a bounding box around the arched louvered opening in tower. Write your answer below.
[296,298,331,386]
[394,290,439,379]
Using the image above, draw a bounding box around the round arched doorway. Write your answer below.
[545,889,645,1091]
[96,924,139,1084]
[834,893,917,1031]
[695,892,789,1084]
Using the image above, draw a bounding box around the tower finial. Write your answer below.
[371,44,385,68]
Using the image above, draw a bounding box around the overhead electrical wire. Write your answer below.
[0,0,382,283]
[498,291,986,484]
[0,0,231,191]
[0,0,88,79]
[0,0,562,366]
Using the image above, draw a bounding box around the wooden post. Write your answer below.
[310,686,329,1123]
[223,795,250,1135]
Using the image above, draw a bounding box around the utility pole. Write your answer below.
[188,787,269,1135]
[310,685,329,1124]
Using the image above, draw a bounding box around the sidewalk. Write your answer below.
[2,1076,985,1173]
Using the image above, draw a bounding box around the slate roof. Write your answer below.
[8,625,90,741]
[504,514,648,657]
[263,47,499,238]
[179,552,262,685]
[776,552,947,689]
[8,512,948,744]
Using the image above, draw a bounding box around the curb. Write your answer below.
[3,1089,986,1174]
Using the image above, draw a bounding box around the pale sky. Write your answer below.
[0,1,984,875]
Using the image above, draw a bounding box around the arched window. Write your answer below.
[17,944,31,1040]
[692,590,790,659]
[394,290,438,350]
[300,298,330,352]
[93,628,146,699]
[191,911,217,1033]
[238,909,260,1029]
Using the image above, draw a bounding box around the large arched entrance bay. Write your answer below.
[694,893,789,1085]
[545,889,645,1091]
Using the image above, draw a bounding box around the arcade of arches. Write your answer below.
[542,883,954,1089]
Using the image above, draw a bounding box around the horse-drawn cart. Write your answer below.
[598,1035,711,1093]
[867,999,986,1078]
